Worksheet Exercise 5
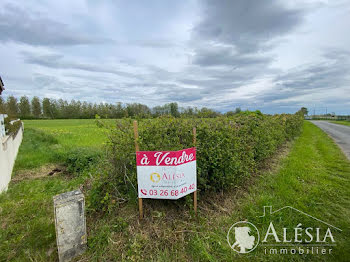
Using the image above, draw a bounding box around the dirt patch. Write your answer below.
[11,164,67,183]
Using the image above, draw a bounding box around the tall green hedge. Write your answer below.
[95,112,303,201]
[4,117,23,137]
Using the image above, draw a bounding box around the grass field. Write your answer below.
[1,120,349,261]
[23,119,110,148]
[330,120,350,127]
[14,119,110,171]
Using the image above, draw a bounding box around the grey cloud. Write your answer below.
[144,63,269,106]
[2,1,349,114]
[193,45,271,67]
[22,52,140,79]
[33,74,83,94]
[260,50,350,104]
[175,63,270,95]
[0,4,109,46]
[153,84,206,103]
[184,0,306,95]
[30,73,161,104]
[193,0,306,53]
[131,39,180,49]
[169,48,350,112]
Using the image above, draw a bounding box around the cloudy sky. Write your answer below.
[0,0,349,114]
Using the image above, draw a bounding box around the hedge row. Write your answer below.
[98,112,303,199]
[4,117,23,137]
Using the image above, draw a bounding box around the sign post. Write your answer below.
[193,127,197,215]
[134,121,198,219]
[133,121,143,219]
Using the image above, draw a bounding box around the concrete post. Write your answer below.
[53,189,87,262]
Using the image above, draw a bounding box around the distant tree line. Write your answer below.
[0,96,242,119]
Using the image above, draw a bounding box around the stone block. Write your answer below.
[53,189,87,262]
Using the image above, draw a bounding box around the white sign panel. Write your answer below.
[136,147,196,199]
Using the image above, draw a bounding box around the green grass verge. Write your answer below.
[330,121,350,127]
[187,121,350,261]
[186,121,350,261]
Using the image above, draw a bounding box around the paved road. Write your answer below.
[310,121,350,160]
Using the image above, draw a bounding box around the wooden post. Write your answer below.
[193,127,197,215]
[194,191,197,215]
[138,198,143,219]
[193,127,197,146]
[133,121,143,219]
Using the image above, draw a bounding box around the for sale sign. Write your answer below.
[136,147,196,199]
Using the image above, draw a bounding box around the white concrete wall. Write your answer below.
[0,124,24,193]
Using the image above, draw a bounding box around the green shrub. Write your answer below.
[4,117,23,136]
[92,113,303,209]
[63,148,101,174]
